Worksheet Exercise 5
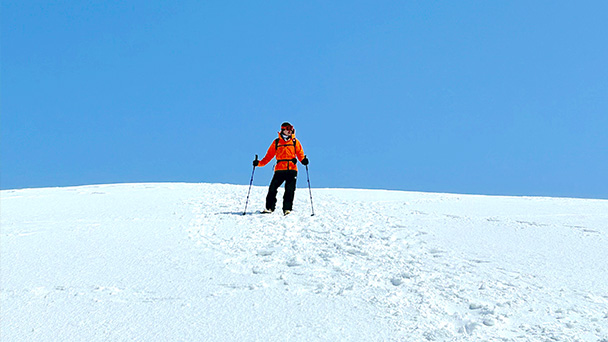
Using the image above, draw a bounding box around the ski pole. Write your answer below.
[243,155,258,215]
[305,163,315,216]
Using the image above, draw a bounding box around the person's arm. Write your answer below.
[296,140,306,162]
[258,141,277,167]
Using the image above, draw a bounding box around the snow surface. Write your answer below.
[1,183,607,341]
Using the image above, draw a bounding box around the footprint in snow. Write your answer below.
[257,249,275,256]
[390,272,414,286]
[390,278,403,286]
[286,256,304,267]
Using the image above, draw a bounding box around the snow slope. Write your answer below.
[1,183,607,341]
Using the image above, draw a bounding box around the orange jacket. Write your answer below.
[258,133,305,172]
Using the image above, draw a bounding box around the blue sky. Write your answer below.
[2,1,607,199]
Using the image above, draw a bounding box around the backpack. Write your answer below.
[274,137,297,150]
[274,138,298,167]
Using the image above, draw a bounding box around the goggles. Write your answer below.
[281,126,293,131]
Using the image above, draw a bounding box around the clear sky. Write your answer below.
[2,1,607,199]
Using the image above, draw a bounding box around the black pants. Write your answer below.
[265,170,297,211]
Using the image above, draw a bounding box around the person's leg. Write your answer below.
[265,172,284,211]
[283,171,298,211]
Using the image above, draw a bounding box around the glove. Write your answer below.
[301,156,309,166]
[253,159,259,167]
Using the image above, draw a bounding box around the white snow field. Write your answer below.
[1,183,607,341]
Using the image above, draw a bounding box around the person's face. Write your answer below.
[282,127,293,134]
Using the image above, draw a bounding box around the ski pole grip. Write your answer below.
[255,154,258,161]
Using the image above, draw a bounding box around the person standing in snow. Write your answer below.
[253,122,309,215]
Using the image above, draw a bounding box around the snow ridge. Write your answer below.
[2,183,607,341]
